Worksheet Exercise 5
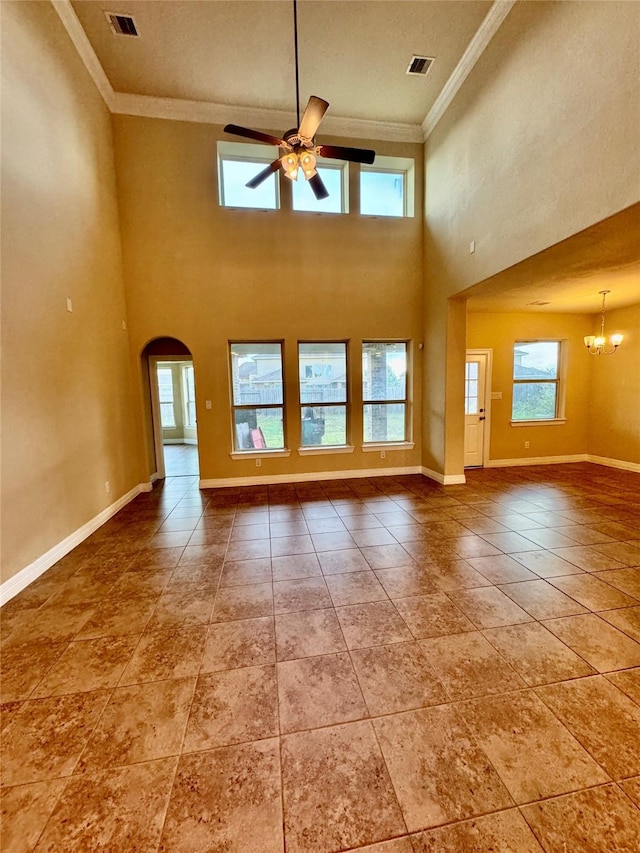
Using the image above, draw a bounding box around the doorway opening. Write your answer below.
[141,338,200,480]
[464,349,492,468]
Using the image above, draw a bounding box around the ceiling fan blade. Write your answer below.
[224,124,285,147]
[308,172,329,201]
[246,159,281,189]
[317,144,376,165]
[298,96,330,140]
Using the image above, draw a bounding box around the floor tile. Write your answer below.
[535,675,640,778]
[420,632,525,700]
[33,758,177,853]
[548,573,638,611]
[619,777,640,807]
[211,582,273,622]
[467,554,538,584]
[423,559,491,591]
[158,740,283,853]
[75,596,157,639]
[277,652,367,733]
[394,593,474,639]
[201,616,275,672]
[0,779,66,853]
[32,636,138,697]
[311,531,357,552]
[511,550,584,578]
[374,565,440,598]
[605,667,640,705]
[183,665,277,751]
[119,625,207,684]
[336,600,413,649]
[317,548,373,575]
[220,557,272,587]
[1,691,110,786]
[273,576,331,614]
[497,579,587,620]
[166,562,222,593]
[350,840,414,853]
[350,642,446,716]
[3,604,95,646]
[410,808,543,852]
[361,543,414,569]
[543,613,640,671]
[0,641,68,703]
[225,539,271,561]
[482,622,596,686]
[275,608,346,660]
[373,705,512,831]
[478,532,543,554]
[458,690,608,804]
[77,678,195,772]
[599,605,640,642]
[520,784,640,853]
[554,524,616,546]
[271,552,322,581]
[281,721,405,853]
[448,587,532,629]
[592,567,640,598]
[592,541,640,566]
[147,588,216,628]
[550,546,626,572]
[325,571,388,606]
[271,534,315,557]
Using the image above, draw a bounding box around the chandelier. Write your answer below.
[583,290,624,355]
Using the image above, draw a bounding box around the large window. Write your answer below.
[299,342,348,447]
[157,367,176,428]
[360,155,415,218]
[292,165,346,214]
[512,341,562,421]
[230,342,285,451]
[362,342,408,442]
[218,142,280,210]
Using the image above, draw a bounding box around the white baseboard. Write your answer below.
[163,438,198,446]
[421,466,466,485]
[199,465,423,489]
[486,454,588,468]
[587,455,640,473]
[0,482,150,607]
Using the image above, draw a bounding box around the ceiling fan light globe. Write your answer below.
[611,333,624,347]
[594,336,606,348]
[584,336,596,348]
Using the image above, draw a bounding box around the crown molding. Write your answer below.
[51,0,115,109]
[422,0,516,139]
[110,92,423,143]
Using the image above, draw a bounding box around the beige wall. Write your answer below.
[588,304,640,465]
[423,0,640,475]
[466,313,592,463]
[0,1,142,584]
[113,115,424,482]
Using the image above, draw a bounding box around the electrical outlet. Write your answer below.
[121,320,127,330]
[255,459,261,468]
[524,441,530,450]
[66,297,73,312]
[380,450,386,459]
[469,240,476,254]
[105,480,111,494]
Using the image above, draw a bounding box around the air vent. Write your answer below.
[527,300,551,306]
[105,12,139,37]
[406,55,435,76]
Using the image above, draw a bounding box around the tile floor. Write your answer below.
[162,444,199,477]
[1,463,640,852]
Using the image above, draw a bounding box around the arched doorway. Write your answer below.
[141,337,200,480]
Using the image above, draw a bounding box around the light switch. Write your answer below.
[491,391,502,400]
[66,298,73,312]
[205,400,212,410]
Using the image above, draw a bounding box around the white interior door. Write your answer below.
[464,352,489,467]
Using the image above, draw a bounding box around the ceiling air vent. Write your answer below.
[406,55,435,76]
[105,12,139,37]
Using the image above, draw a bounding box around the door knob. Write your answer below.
[479,416,486,421]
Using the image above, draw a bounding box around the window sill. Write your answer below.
[230,449,291,460]
[510,419,567,427]
[361,442,415,452]
[298,445,355,456]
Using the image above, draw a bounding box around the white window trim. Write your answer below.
[229,340,286,453]
[360,155,415,218]
[510,419,567,427]
[361,441,415,451]
[362,340,411,444]
[298,445,355,456]
[230,449,291,460]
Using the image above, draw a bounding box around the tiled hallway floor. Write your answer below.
[1,463,639,852]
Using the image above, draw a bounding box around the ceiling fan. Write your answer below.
[223,1,375,201]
